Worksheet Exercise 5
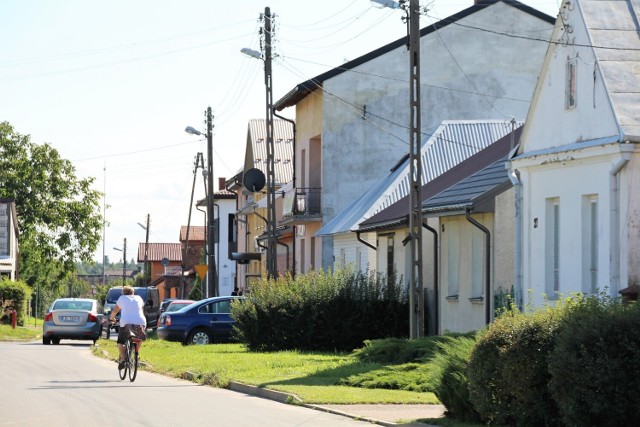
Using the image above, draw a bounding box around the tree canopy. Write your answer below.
[0,121,103,282]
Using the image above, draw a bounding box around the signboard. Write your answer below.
[0,203,8,257]
[195,264,208,280]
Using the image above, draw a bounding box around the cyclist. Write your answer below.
[108,285,146,369]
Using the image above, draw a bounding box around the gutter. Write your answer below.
[508,165,523,311]
[423,222,439,335]
[610,150,631,295]
[466,209,491,325]
[356,231,377,251]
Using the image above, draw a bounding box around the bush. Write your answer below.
[467,302,571,426]
[432,335,481,423]
[548,296,640,426]
[231,268,408,352]
[0,278,33,326]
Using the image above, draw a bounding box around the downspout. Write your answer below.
[466,209,491,325]
[610,153,631,296]
[274,111,296,278]
[277,240,290,272]
[356,230,377,250]
[508,166,523,311]
[423,222,439,335]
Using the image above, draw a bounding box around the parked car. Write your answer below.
[103,286,160,330]
[160,298,177,314]
[164,299,196,313]
[43,298,103,345]
[157,296,243,345]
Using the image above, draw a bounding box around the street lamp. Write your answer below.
[373,0,424,339]
[242,7,278,280]
[113,237,127,286]
[185,110,218,297]
[137,214,150,286]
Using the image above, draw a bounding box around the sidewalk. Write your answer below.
[227,381,446,426]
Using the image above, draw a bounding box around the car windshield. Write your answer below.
[106,287,147,303]
[53,300,93,311]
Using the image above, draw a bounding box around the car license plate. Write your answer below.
[61,316,80,322]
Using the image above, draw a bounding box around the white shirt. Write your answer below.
[116,294,146,327]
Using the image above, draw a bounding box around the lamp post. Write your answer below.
[185,109,218,297]
[137,214,150,286]
[372,0,424,339]
[113,237,127,286]
[241,6,278,280]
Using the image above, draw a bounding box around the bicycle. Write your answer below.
[111,322,142,382]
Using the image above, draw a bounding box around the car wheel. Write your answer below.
[52,337,61,345]
[42,336,51,345]
[187,329,211,345]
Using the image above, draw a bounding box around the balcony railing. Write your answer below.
[281,187,322,223]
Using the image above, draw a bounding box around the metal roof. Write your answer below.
[358,126,522,231]
[179,226,205,242]
[274,0,554,111]
[317,120,522,236]
[581,0,640,139]
[136,243,182,262]
[245,119,294,185]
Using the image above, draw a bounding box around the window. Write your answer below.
[446,221,460,297]
[566,59,577,109]
[471,228,485,298]
[386,235,394,278]
[582,195,598,294]
[545,198,560,295]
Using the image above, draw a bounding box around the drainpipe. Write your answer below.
[508,167,523,311]
[610,153,631,296]
[423,222,439,335]
[277,240,290,272]
[274,111,296,278]
[356,231,377,250]
[466,209,491,325]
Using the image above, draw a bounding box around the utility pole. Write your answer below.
[182,152,204,298]
[122,238,127,286]
[143,214,150,285]
[263,7,278,280]
[206,107,219,296]
[407,0,424,339]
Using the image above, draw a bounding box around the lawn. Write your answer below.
[92,337,439,405]
[0,318,42,341]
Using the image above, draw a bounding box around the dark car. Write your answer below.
[103,286,160,330]
[157,296,243,345]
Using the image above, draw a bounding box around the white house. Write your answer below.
[276,0,555,276]
[0,199,19,281]
[510,0,640,309]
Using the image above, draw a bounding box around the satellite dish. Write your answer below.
[243,168,266,192]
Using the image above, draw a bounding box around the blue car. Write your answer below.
[157,296,243,345]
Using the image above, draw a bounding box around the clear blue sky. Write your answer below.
[0,0,561,264]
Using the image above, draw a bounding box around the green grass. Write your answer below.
[92,338,438,404]
[0,317,42,341]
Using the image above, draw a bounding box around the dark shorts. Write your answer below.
[117,324,146,344]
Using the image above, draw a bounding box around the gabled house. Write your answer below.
[358,127,522,334]
[227,119,294,292]
[275,0,554,276]
[510,0,640,308]
[0,199,19,281]
[136,243,182,300]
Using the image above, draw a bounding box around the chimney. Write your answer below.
[218,177,226,191]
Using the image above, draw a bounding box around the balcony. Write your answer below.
[281,187,322,225]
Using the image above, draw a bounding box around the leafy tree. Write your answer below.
[0,121,103,285]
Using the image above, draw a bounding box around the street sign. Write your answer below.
[195,264,208,280]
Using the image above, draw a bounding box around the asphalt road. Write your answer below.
[0,341,372,427]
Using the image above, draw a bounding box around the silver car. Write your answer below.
[42,298,102,345]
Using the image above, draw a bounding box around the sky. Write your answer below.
[0,0,561,265]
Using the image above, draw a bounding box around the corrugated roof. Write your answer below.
[274,0,554,110]
[358,126,522,231]
[179,226,205,242]
[246,119,294,185]
[317,120,522,236]
[582,0,640,138]
[136,243,182,262]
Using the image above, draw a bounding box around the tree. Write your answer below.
[0,121,103,282]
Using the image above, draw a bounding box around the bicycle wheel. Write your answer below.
[118,340,128,380]
[128,340,138,382]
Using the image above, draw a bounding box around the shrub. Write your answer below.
[548,296,640,426]
[432,335,481,423]
[0,278,33,326]
[467,302,571,426]
[231,268,408,352]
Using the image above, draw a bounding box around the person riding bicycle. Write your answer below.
[108,286,146,369]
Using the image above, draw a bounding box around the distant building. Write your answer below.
[0,199,19,281]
